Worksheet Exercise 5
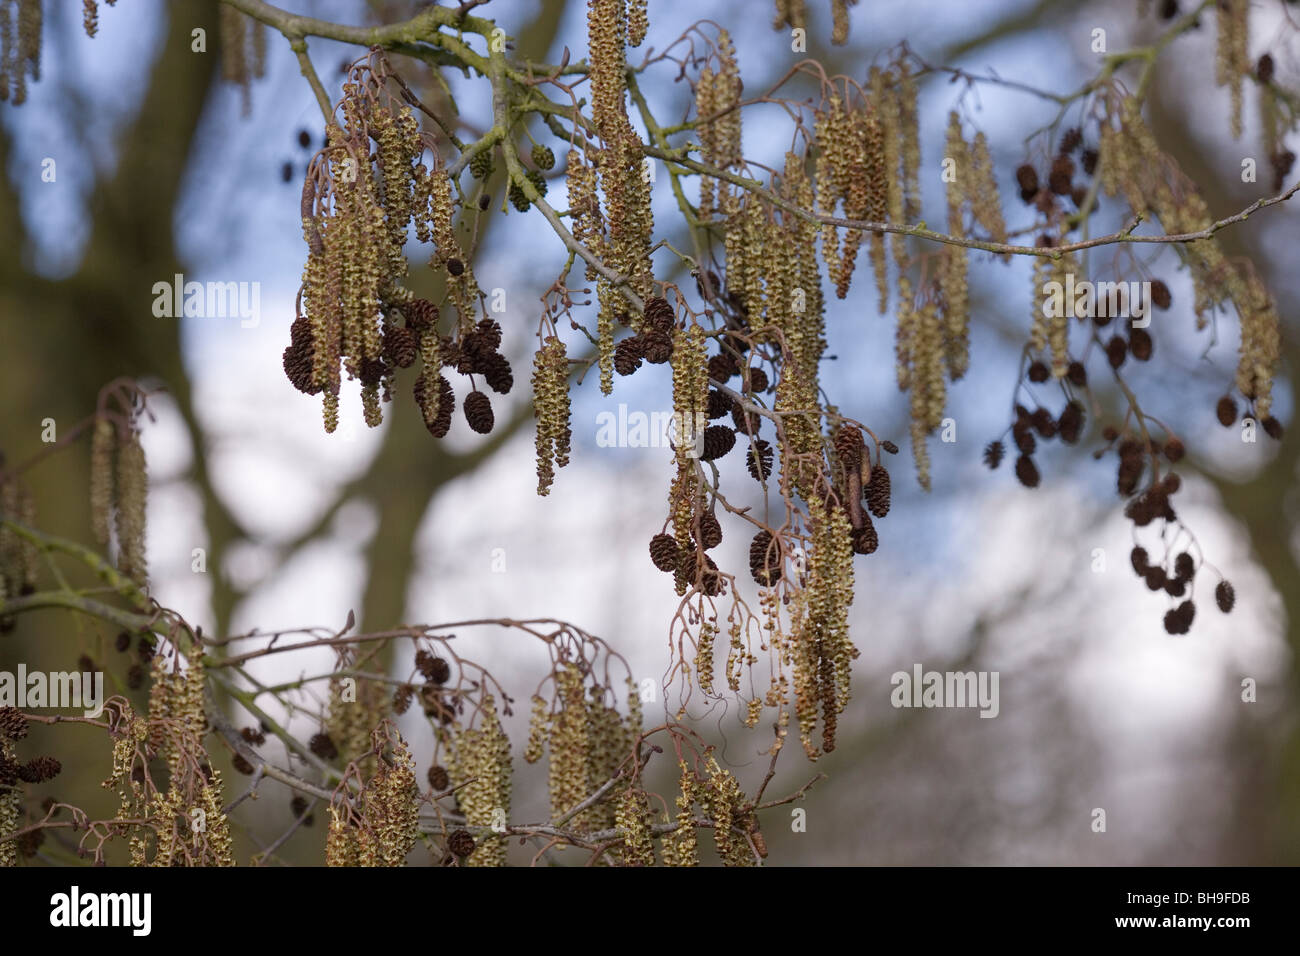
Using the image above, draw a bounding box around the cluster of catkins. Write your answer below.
[325,726,420,868]
[286,54,513,440]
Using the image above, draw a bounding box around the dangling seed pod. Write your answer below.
[697,512,723,550]
[649,533,680,572]
[701,425,736,461]
[746,438,774,481]
[749,530,782,586]
[1215,580,1235,613]
[865,465,891,518]
[1015,454,1040,488]
[463,390,495,434]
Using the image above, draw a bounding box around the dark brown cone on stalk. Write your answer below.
[1163,600,1195,635]
[698,512,723,550]
[1015,164,1039,197]
[404,299,439,333]
[1058,401,1085,444]
[865,465,891,518]
[1216,395,1237,427]
[649,533,680,572]
[1030,408,1056,439]
[463,390,494,434]
[745,366,769,393]
[0,707,28,740]
[701,425,736,460]
[851,520,878,555]
[283,341,318,394]
[384,325,419,368]
[18,756,61,784]
[1129,328,1153,362]
[1049,155,1075,194]
[1215,580,1235,613]
[747,439,774,481]
[643,296,675,331]
[708,352,739,381]
[641,331,673,364]
[448,829,476,859]
[1106,336,1127,368]
[1013,422,1036,456]
[983,441,1005,470]
[749,530,782,585]
[481,352,514,394]
[707,389,733,420]
[731,402,759,436]
[414,374,455,438]
[1150,279,1171,309]
[1027,360,1049,383]
[1015,454,1040,488]
[833,425,863,471]
[428,765,451,792]
[614,336,645,376]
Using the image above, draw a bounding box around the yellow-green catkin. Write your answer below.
[814,94,852,290]
[547,664,594,829]
[1049,251,1076,379]
[0,783,20,867]
[661,762,698,866]
[771,150,827,500]
[532,335,571,495]
[627,0,648,47]
[940,112,971,380]
[773,0,807,30]
[696,31,743,223]
[830,0,852,45]
[695,619,718,695]
[1216,0,1249,139]
[968,131,1007,249]
[114,427,147,589]
[870,66,903,313]
[0,0,41,104]
[325,805,361,867]
[89,417,114,547]
[449,695,511,867]
[597,279,616,395]
[363,733,419,866]
[907,296,944,491]
[616,787,655,865]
